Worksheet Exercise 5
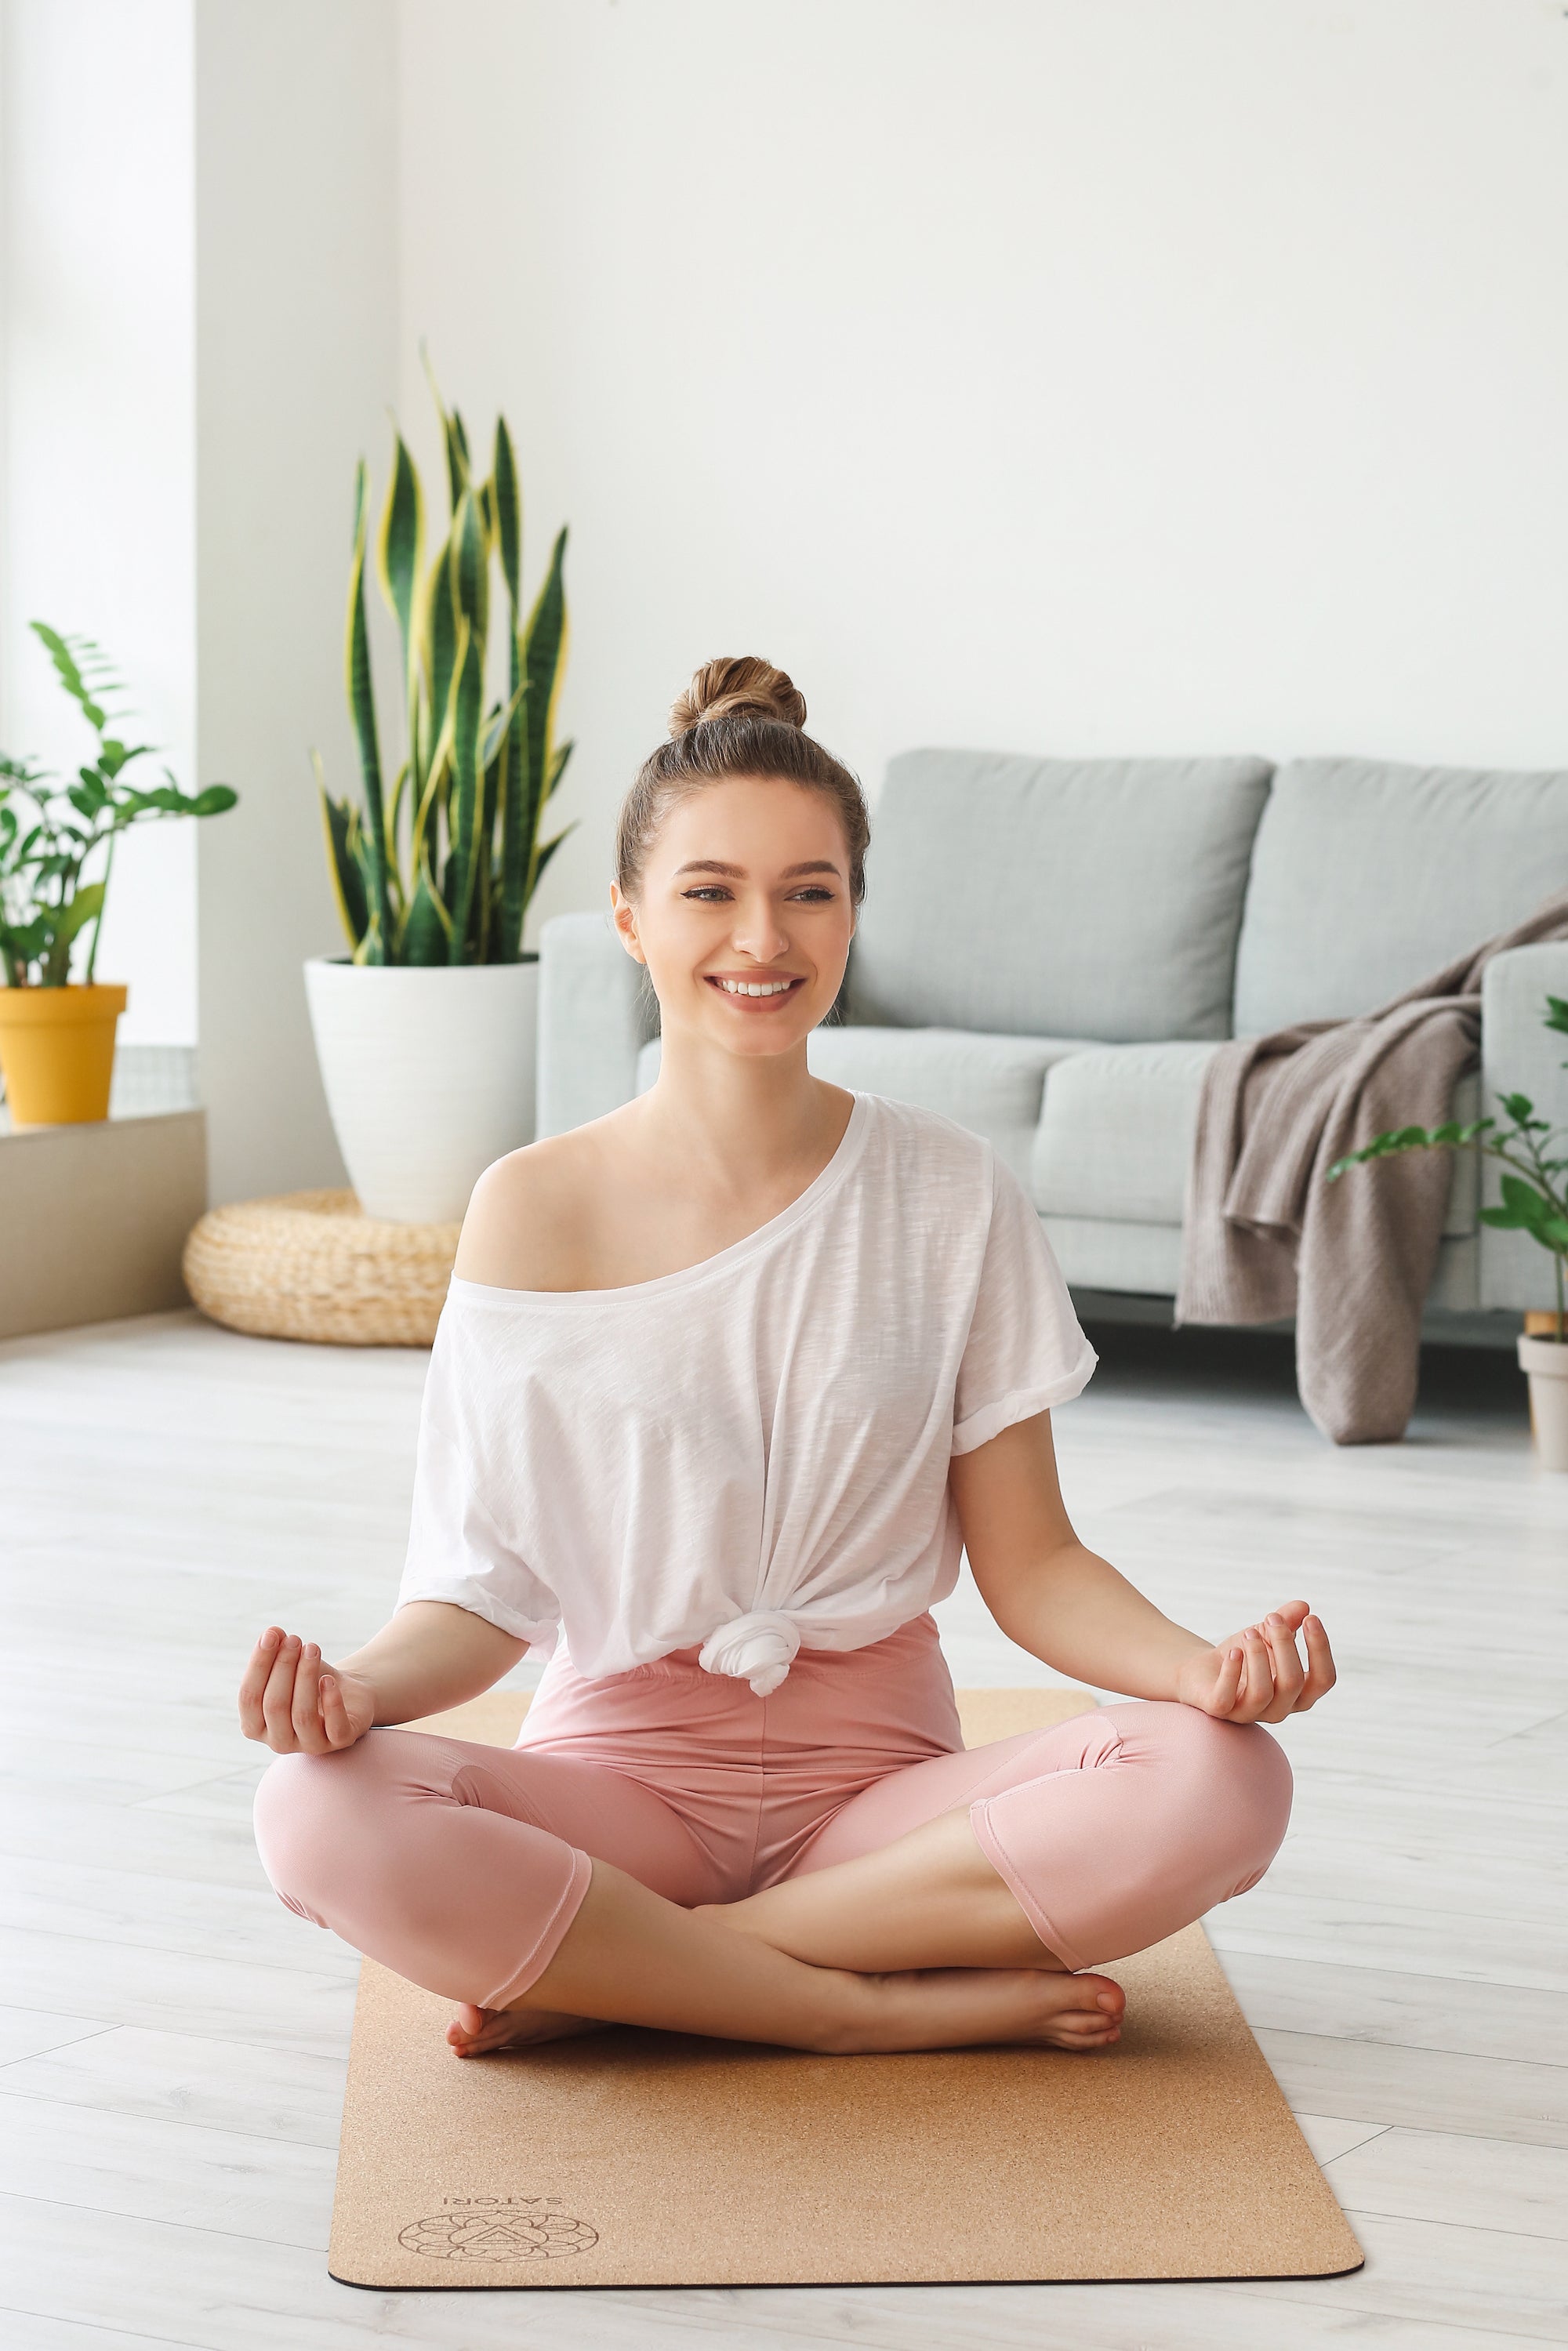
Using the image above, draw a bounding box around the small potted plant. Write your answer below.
[307,357,572,1223]
[0,626,236,1126]
[1328,993,1568,1470]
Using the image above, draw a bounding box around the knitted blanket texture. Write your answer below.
[1175,892,1568,1443]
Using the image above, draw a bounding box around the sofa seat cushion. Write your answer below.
[848,749,1272,1043]
[635,1026,1091,1190]
[1033,1043,1481,1235]
[1233,757,1568,1034]
[1033,1042,1221,1223]
[1044,1217,1479,1308]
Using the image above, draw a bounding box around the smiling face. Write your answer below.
[611,775,856,1059]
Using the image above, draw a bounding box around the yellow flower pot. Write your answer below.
[0,983,128,1125]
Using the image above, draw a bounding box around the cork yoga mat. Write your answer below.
[328,1685,1363,2290]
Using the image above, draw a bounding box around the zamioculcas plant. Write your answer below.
[1327,992,1568,1341]
[318,358,572,966]
[0,623,236,986]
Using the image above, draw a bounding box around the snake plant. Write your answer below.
[318,361,573,967]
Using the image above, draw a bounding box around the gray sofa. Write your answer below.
[536,750,1568,1337]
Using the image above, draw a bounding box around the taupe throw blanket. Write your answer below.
[1176,891,1568,1445]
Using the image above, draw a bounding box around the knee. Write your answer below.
[1136,1701,1294,1892]
[252,1738,388,1923]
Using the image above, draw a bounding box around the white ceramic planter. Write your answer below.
[304,956,539,1223]
[1519,1332,1568,1473]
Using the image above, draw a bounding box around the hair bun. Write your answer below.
[670,656,808,738]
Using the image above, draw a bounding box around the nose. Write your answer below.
[730,888,793,964]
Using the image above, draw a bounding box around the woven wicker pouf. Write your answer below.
[183,1189,459,1347]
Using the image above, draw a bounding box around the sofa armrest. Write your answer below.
[535,911,659,1138]
[1479,941,1568,1312]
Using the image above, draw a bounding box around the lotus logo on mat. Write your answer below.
[398,2195,599,2261]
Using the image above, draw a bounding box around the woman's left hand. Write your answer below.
[1175,1599,1335,1724]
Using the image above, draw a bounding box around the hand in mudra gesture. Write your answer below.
[1175,1599,1335,1725]
[239,1626,376,1754]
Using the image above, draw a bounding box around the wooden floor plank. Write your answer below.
[1327,2128,1568,2240]
[0,2008,110,2067]
[0,2024,347,2149]
[1259,2031,1568,2148]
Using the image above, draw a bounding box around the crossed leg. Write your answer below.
[256,1724,1125,2057]
[254,1701,1289,2061]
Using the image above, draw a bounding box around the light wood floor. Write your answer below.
[1,1308,1563,2349]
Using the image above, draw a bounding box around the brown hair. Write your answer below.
[615,656,869,905]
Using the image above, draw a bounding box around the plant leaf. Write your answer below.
[54,880,104,948]
[344,459,392,956]
[1479,1173,1567,1250]
[424,525,460,787]
[545,737,573,801]
[400,846,452,965]
[521,526,569,912]
[419,343,469,514]
[444,626,485,963]
[316,759,370,952]
[452,485,488,647]
[30,622,107,731]
[376,430,424,717]
[493,418,521,611]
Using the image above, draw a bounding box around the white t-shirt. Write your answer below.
[397,1090,1097,1695]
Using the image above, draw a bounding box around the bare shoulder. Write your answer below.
[455,1119,622,1290]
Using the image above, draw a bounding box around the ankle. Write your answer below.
[803,1968,887,2055]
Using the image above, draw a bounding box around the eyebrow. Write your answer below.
[671,859,843,880]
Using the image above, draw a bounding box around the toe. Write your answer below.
[1075,1972,1124,2018]
[1055,2020,1121,2051]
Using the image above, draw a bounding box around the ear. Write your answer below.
[609,883,646,966]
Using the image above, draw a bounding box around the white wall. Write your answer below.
[194,0,397,1200]
[399,0,1568,938]
[1,0,197,1044]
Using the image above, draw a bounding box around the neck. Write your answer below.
[633,1026,851,1196]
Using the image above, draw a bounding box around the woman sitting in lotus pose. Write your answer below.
[245,658,1334,2061]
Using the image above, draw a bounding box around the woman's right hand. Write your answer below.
[238,1626,378,1754]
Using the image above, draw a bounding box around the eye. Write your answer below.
[792,886,835,902]
[681,886,733,902]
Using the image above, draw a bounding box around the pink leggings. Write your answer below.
[253,1614,1290,2010]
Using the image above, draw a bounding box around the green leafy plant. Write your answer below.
[0,625,237,988]
[1327,993,1568,1341]
[318,357,573,967]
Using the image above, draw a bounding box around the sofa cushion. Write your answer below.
[1043,1217,1479,1307]
[1032,1041,1481,1235]
[635,1025,1090,1190]
[1032,1042,1221,1223]
[848,749,1273,1044]
[1042,1216,1186,1296]
[1232,757,1568,1034]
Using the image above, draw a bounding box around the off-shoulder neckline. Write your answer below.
[448,1090,873,1308]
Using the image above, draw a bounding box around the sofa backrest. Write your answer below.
[847,749,1273,1043]
[1232,757,1568,1034]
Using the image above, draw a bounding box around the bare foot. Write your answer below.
[446,2001,608,2059]
[850,1965,1125,2055]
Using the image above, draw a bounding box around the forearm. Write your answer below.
[336,1600,526,1724]
[978,1541,1209,1700]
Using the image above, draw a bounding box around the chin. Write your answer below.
[714,1020,816,1058]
